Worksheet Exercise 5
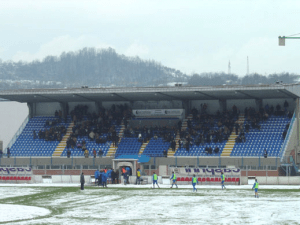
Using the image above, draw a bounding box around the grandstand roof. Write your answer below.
[0,84,299,103]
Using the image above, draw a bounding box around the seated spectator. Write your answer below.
[263,112,269,121]
[217,121,222,127]
[138,133,143,143]
[185,141,190,152]
[235,123,239,135]
[245,123,250,133]
[98,149,103,157]
[93,148,97,158]
[38,130,43,139]
[77,141,82,149]
[89,131,95,140]
[163,150,167,157]
[253,122,260,130]
[208,147,212,154]
[84,149,89,158]
[200,136,205,145]
[82,141,87,150]
[264,149,268,158]
[240,133,246,143]
[235,136,242,143]
[214,147,219,154]
[171,140,176,151]
[95,137,101,144]
[67,149,71,158]
[205,146,209,154]
[178,139,182,148]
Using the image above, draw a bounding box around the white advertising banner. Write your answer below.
[0,167,32,175]
[132,109,183,117]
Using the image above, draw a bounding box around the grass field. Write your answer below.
[0,184,300,224]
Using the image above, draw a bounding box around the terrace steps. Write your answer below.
[221,115,245,157]
[52,122,74,157]
[106,123,125,157]
[138,141,150,155]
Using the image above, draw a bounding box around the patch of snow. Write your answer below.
[0,187,42,199]
[1,185,299,224]
[0,204,50,222]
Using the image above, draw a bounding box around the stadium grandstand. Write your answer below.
[0,83,299,184]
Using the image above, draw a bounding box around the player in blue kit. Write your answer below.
[192,174,198,192]
[221,171,226,190]
[152,172,160,189]
[170,171,178,188]
[252,179,259,198]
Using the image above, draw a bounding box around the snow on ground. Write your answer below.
[0,184,299,224]
[0,186,42,199]
[0,204,50,223]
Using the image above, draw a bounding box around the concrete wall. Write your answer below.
[0,157,113,168]
[36,102,61,116]
[0,157,281,169]
[240,176,300,185]
[2,174,299,185]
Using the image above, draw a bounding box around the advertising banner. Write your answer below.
[0,167,32,175]
[133,109,183,117]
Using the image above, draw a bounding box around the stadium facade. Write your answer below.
[0,83,299,184]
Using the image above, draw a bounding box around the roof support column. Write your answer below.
[219,99,226,112]
[296,98,299,164]
[60,102,68,118]
[27,103,34,118]
[182,100,190,116]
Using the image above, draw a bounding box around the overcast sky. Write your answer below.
[1,0,300,147]
[0,0,300,77]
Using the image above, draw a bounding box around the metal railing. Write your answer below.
[5,115,29,151]
[279,112,295,161]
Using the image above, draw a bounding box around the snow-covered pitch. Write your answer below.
[0,184,299,224]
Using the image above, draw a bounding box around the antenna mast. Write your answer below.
[247,56,249,75]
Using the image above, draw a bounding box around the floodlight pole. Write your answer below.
[278,35,300,166]
[278,36,300,46]
[297,99,299,166]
